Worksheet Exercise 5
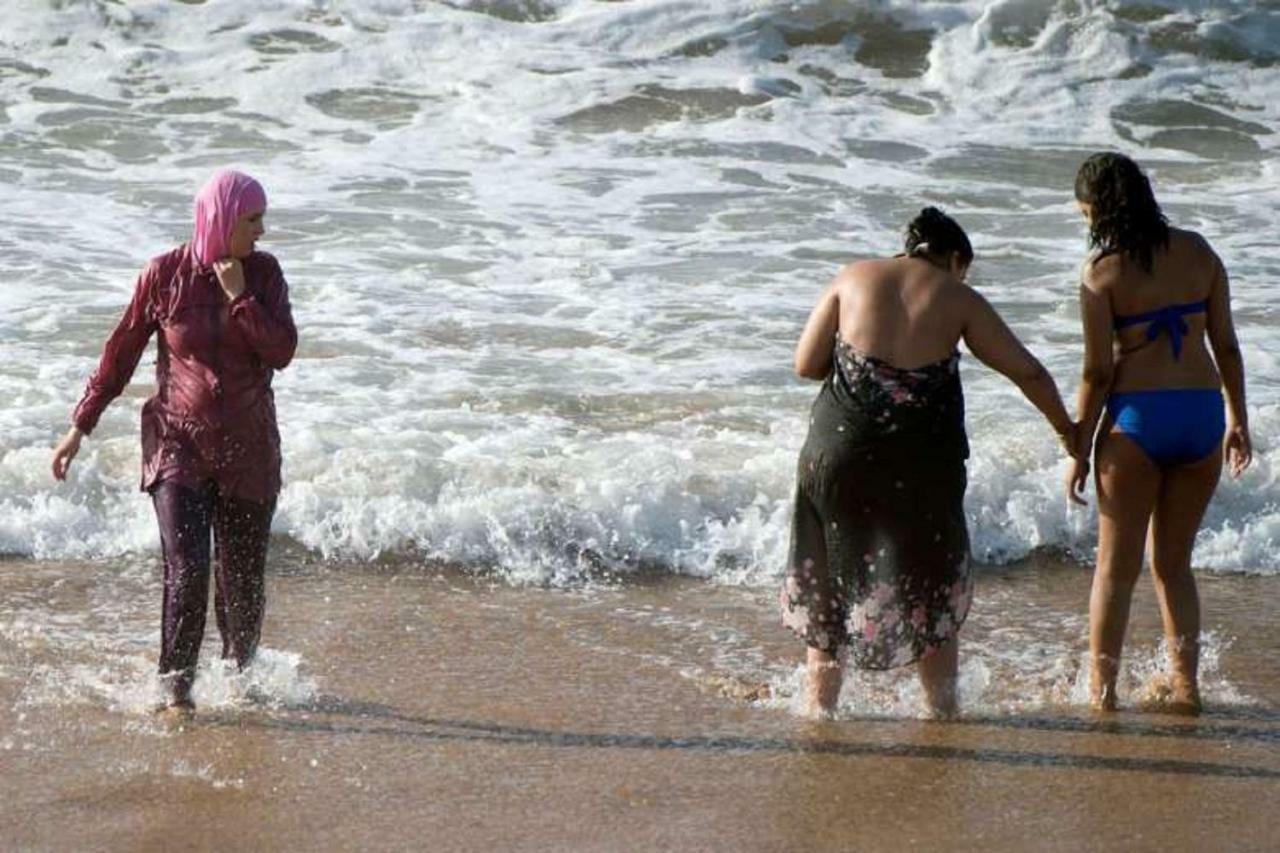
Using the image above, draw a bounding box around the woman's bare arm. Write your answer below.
[1062,261,1116,504]
[1204,246,1251,476]
[961,288,1074,441]
[1074,263,1115,452]
[794,278,840,380]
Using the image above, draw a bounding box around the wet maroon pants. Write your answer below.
[152,480,276,703]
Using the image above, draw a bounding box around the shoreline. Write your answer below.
[2,553,1278,850]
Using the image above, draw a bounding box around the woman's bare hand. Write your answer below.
[1225,422,1252,479]
[1067,454,1090,506]
[1056,421,1085,460]
[52,427,83,481]
[212,258,247,300]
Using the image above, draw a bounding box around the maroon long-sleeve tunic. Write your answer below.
[72,244,297,503]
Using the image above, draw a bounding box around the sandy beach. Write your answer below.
[3,550,1277,852]
[4,6,1280,849]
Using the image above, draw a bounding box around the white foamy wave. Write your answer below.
[2,1,1278,579]
[8,402,1277,578]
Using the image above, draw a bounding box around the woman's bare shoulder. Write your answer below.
[837,257,889,274]
[951,281,992,320]
[1168,227,1221,264]
[833,257,896,288]
[1080,251,1122,294]
[1169,225,1208,246]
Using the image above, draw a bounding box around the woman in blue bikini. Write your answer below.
[1068,152,1252,714]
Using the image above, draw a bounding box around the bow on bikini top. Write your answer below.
[1112,299,1208,360]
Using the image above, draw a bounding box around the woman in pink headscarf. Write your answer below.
[51,169,298,712]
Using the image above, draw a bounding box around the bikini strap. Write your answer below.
[1112,299,1208,360]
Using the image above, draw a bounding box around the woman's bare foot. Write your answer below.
[1168,673,1202,715]
[1139,673,1201,716]
[1165,694,1202,716]
[1089,653,1119,711]
[920,675,958,719]
[923,699,958,721]
[153,698,195,721]
[1164,636,1202,716]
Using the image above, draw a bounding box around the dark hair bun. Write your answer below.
[904,207,973,265]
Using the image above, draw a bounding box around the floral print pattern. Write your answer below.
[781,338,972,670]
[783,557,973,667]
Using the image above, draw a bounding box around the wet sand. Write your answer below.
[2,551,1277,852]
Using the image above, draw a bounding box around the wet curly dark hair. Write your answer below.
[1074,152,1169,273]
[903,206,973,268]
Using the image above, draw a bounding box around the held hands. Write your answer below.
[1060,418,1252,502]
[212,258,247,300]
[51,426,83,481]
[1055,422,1080,459]
[1225,422,1253,479]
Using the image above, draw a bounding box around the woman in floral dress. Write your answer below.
[782,208,1077,716]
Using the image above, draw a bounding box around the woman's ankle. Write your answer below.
[922,681,958,718]
[806,649,843,714]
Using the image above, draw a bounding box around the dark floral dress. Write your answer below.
[780,338,973,669]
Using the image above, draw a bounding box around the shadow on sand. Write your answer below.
[198,695,1280,781]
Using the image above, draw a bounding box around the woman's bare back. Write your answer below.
[834,257,970,369]
[1088,227,1224,393]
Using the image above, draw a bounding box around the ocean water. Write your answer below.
[1,0,1278,582]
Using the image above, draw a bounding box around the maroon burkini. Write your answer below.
[73,241,296,704]
[74,244,296,501]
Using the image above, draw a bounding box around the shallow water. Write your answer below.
[2,552,1277,850]
[3,5,1280,843]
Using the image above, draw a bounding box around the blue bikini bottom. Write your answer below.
[1107,389,1225,467]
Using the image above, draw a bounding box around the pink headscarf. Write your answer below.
[191,169,267,267]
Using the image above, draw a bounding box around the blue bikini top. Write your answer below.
[1113,299,1208,360]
